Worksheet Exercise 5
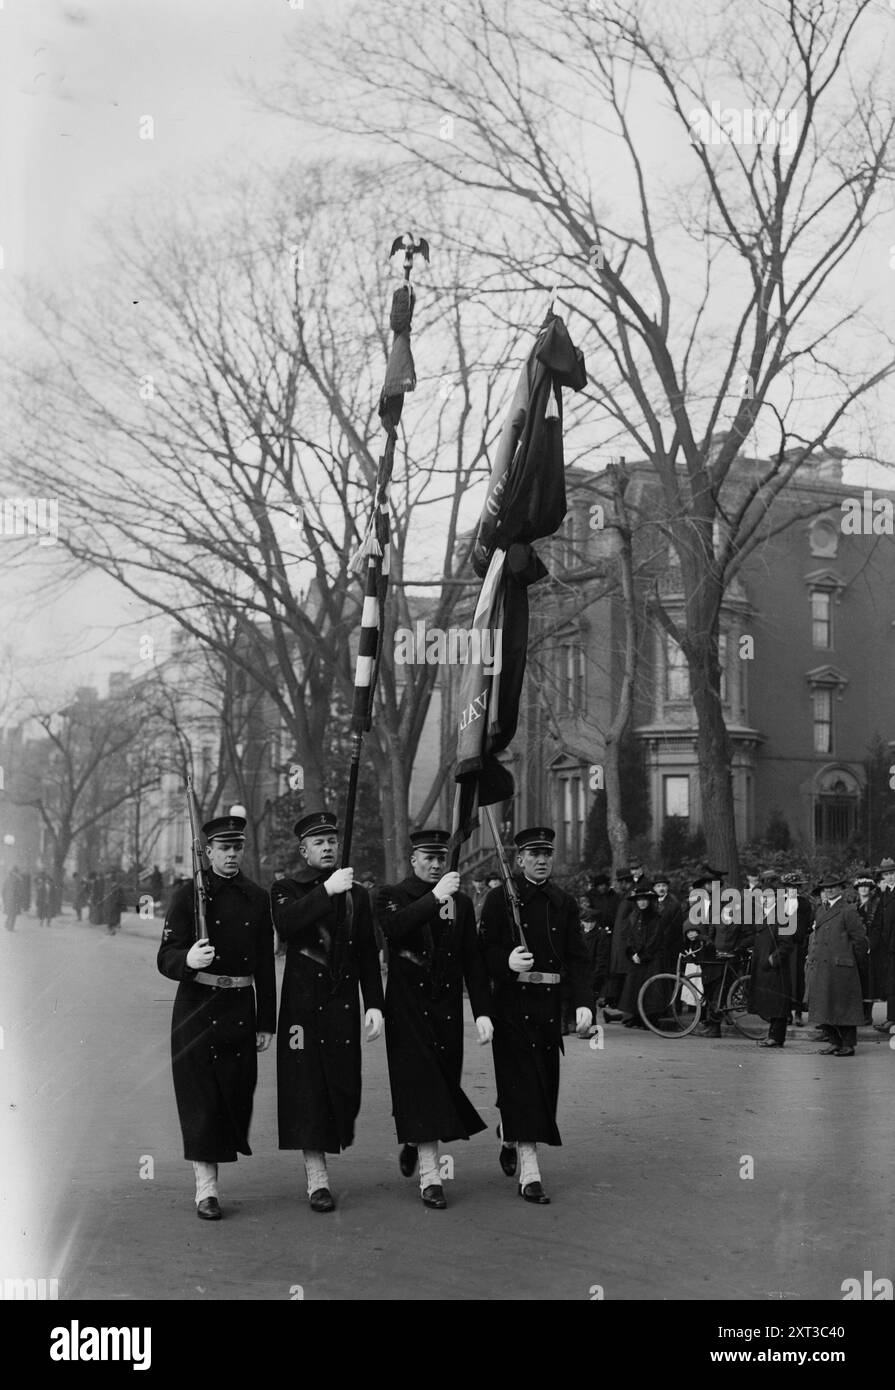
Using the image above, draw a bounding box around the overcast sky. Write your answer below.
[1,0,893,710]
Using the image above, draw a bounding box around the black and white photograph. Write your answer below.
[1,0,894,1349]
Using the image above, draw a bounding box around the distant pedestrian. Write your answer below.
[74,874,89,921]
[3,867,23,932]
[751,872,795,1049]
[105,880,127,935]
[88,873,104,926]
[36,874,53,928]
[150,865,163,902]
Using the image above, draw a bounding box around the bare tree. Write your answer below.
[274,0,895,877]
[5,165,523,877]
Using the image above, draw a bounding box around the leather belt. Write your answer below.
[193,971,253,989]
[518,971,561,985]
[397,949,429,968]
[299,947,328,966]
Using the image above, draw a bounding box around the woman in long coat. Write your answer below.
[750,874,795,1048]
[806,876,868,1057]
[617,888,664,1027]
[854,874,883,1022]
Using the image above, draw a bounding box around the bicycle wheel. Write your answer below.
[637,973,703,1037]
[725,973,767,1039]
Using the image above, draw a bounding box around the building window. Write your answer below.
[812,689,832,753]
[663,775,690,820]
[559,772,587,863]
[814,782,856,846]
[811,590,831,649]
[559,512,578,571]
[556,642,586,714]
[665,636,690,701]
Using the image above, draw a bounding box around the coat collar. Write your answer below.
[290,865,328,887]
[399,873,437,900]
[514,873,564,908]
[206,869,255,900]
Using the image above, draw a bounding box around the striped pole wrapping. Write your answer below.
[351,553,380,734]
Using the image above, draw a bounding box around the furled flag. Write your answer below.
[451,310,586,849]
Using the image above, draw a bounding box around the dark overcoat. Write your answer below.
[858,893,886,999]
[655,893,683,972]
[272,869,384,1154]
[881,887,895,1005]
[157,872,276,1163]
[375,876,492,1144]
[617,906,664,1014]
[480,875,592,1145]
[749,906,795,1021]
[806,898,867,1027]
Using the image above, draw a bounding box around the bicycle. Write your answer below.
[636,948,765,1039]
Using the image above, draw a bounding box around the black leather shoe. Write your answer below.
[308,1187,335,1213]
[499,1144,518,1177]
[757,1038,783,1048]
[518,1181,550,1204]
[832,1046,855,1057]
[816,1045,839,1055]
[399,1144,418,1177]
[196,1197,222,1221]
[421,1185,447,1209]
[699,1024,721,1038]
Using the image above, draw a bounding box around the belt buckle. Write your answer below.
[217,975,232,988]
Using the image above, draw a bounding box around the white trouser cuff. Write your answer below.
[518,1142,540,1187]
[303,1149,329,1196]
[192,1161,219,1204]
[418,1141,440,1191]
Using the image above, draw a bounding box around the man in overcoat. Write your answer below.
[806,875,868,1057]
[479,826,592,1204]
[874,857,895,1033]
[272,811,384,1212]
[751,871,796,1048]
[617,886,663,1028]
[375,829,493,1209]
[157,812,275,1220]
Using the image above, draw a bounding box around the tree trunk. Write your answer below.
[685,630,741,885]
[603,466,638,875]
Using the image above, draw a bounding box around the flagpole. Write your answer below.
[341,233,429,868]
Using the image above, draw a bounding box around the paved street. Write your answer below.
[2,909,893,1302]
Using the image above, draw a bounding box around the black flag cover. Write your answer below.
[451,310,586,848]
[472,310,587,579]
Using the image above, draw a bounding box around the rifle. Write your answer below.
[482,804,528,951]
[186,777,209,945]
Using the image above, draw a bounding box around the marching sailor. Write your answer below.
[479,826,592,1203]
[375,829,493,1209]
[157,811,276,1221]
[272,811,384,1212]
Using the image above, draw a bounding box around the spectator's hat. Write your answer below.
[202,814,246,845]
[651,870,671,888]
[514,826,555,851]
[875,856,895,876]
[853,873,876,889]
[293,810,338,840]
[628,885,658,902]
[410,829,450,854]
[759,869,782,889]
[812,873,847,894]
[781,871,805,887]
[589,872,611,888]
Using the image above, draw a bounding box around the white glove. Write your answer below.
[631,952,641,964]
[365,1008,383,1040]
[256,1032,273,1052]
[433,871,460,901]
[186,938,215,969]
[475,1016,494,1044]
[324,868,354,896]
[509,947,534,973]
[576,1007,594,1034]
